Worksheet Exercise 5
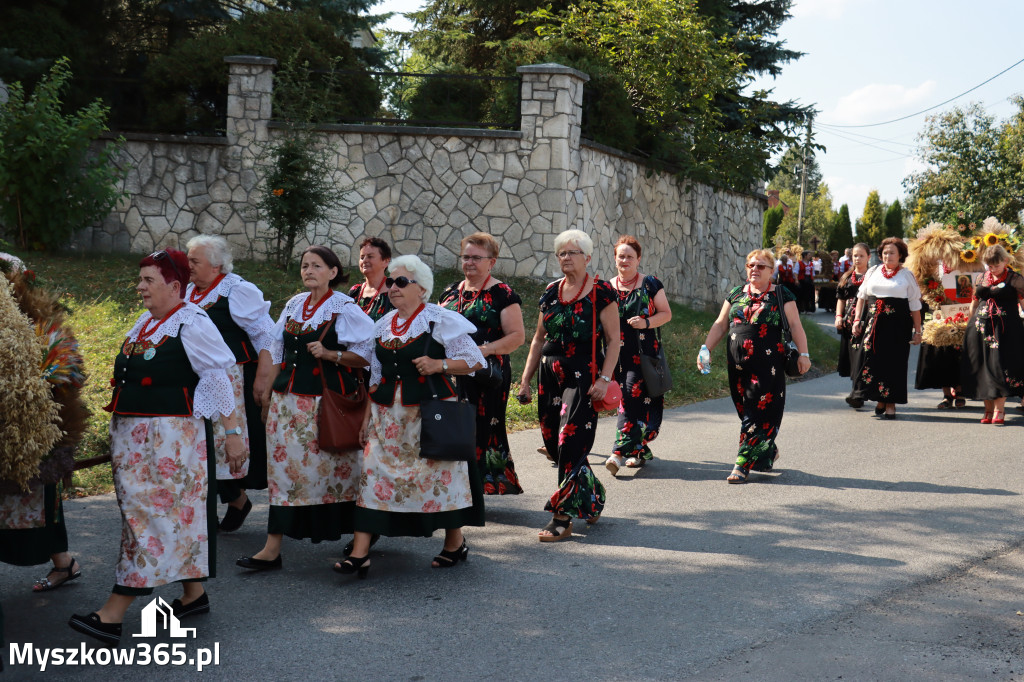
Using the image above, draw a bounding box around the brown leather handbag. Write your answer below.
[315,314,367,453]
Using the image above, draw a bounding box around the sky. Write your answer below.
[373,0,1024,222]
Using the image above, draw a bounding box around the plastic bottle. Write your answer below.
[698,345,711,374]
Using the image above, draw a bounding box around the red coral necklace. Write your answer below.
[358,278,386,314]
[138,302,185,341]
[301,290,333,322]
[558,274,588,306]
[188,273,226,304]
[391,303,425,336]
[458,275,491,313]
[881,264,900,279]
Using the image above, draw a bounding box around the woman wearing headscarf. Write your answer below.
[237,246,374,572]
[517,229,618,541]
[185,235,276,532]
[338,255,485,578]
[605,235,672,474]
[438,232,525,494]
[699,249,811,483]
[69,249,244,646]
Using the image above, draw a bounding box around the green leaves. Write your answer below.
[0,58,125,251]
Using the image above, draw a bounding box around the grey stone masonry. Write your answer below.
[75,57,765,307]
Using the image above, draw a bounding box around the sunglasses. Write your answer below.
[745,263,770,271]
[385,276,418,289]
[151,250,184,282]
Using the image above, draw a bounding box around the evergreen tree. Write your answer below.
[883,199,904,239]
[768,144,821,195]
[763,205,784,248]
[857,191,885,246]
[830,204,853,251]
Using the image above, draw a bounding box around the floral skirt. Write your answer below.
[213,363,250,481]
[354,387,484,537]
[0,483,68,566]
[110,416,216,589]
[612,367,663,463]
[265,391,360,542]
[852,296,911,403]
[465,358,522,494]
[538,355,606,521]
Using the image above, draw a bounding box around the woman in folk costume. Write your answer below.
[69,249,245,647]
[237,246,374,572]
[185,235,276,532]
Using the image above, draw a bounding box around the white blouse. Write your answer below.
[123,303,237,420]
[269,291,375,365]
[369,304,486,386]
[184,274,276,355]
[857,265,923,311]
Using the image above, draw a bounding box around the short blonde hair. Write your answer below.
[388,254,433,302]
[461,232,500,258]
[553,229,594,257]
[745,249,775,267]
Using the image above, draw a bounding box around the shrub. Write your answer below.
[0,58,124,251]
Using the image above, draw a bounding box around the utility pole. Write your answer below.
[796,114,813,246]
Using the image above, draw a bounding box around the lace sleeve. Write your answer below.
[181,317,236,420]
[433,307,485,370]
[369,317,387,385]
[269,298,298,364]
[229,281,277,355]
[333,301,375,364]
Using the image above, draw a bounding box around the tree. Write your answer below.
[0,58,125,250]
[856,191,884,246]
[768,144,821,195]
[774,182,835,246]
[763,205,784,248]
[909,196,929,236]
[903,99,1024,224]
[829,204,853,251]
[883,199,904,239]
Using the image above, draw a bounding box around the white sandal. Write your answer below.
[605,455,624,476]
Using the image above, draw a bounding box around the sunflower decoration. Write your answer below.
[983,232,1000,247]
[961,247,978,263]
[969,235,983,250]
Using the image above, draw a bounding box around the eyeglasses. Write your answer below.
[556,250,585,259]
[151,250,184,282]
[460,255,491,263]
[745,263,770,271]
[385,276,417,289]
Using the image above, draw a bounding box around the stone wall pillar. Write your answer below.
[224,56,276,255]
[517,64,589,277]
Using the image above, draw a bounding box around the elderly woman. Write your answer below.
[851,237,923,419]
[337,255,485,578]
[606,235,672,474]
[185,235,275,532]
[438,232,526,494]
[836,243,871,408]
[699,249,811,483]
[69,249,245,646]
[237,246,373,572]
[960,244,1024,424]
[348,237,395,322]
[517,230,618,541]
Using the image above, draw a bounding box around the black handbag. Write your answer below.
[776,287,802,377]
[640,342,673,398]
[418,321,477,461]
[472,355,503,389]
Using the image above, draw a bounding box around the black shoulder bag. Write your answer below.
[418,321,477,461]
[635,280,673,397]
[776,287,802,377]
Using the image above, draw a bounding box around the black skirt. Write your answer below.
[915,342,961,389]
[852,296,912,403]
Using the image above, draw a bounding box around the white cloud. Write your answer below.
[825,176,874,223]
[792,0,856,20]
[827,81,937,126]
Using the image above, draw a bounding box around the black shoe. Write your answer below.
[432,541,469,568]
[219,497,252,532]
[170,592,210,620]
[236,554,282,571]
[69,612,122,647]
[333,554,371,579]
[845,396,864,409]
[342,533,380,557]
[874,404,885,416]
[882,413,896,420]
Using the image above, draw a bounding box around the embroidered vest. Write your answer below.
[106,328,199,417]
[272,316,360,397]
[369,332,455,406]
[201,294,256,364]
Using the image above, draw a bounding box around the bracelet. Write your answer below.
[799,353,810,358]
[335,350,342,363]
[645,318,650,328]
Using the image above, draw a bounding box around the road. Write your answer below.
[2,309,1023,680]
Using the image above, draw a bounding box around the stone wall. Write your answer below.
[74,57,765,307]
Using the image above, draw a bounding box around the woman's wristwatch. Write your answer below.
[224,427,243,436]
[799,353,810,358]
[441,359,449,374]
[599,374,612,383]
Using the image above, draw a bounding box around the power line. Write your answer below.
[819,56,1024,128]
[816,124,918,148]
[818,127,914,159]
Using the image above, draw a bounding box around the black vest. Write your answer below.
[106,328,199,417]
[200,294,256,364]
[369,332,455,406]
[272,315,360,397]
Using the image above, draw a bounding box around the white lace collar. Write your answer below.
[125,302,205,343]
[375,304,474,343]
[284,290,357,330]
[184,273,242,306]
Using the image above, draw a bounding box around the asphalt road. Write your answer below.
[3,309,1023,680]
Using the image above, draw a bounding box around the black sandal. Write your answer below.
[727,466,749,484]
[955,397,967,409]
[538,516,573,542]
[936,398,953,409]
[342,534,380,557]
[333,555,371,579]
[33,558,81,592]
[431,540,468,568]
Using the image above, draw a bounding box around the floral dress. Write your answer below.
[852,266,922,404]
[439,280,524,494]
[349,281,395,322]
[266,291,374,543]
[185,273,275,496]
[612,275,665,465]
[835,271,863,379]
[959,269,1024,400]
[105,303,236,591]
[356,305,487,536]
[725,284,795,471]
[537,279,615,521]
